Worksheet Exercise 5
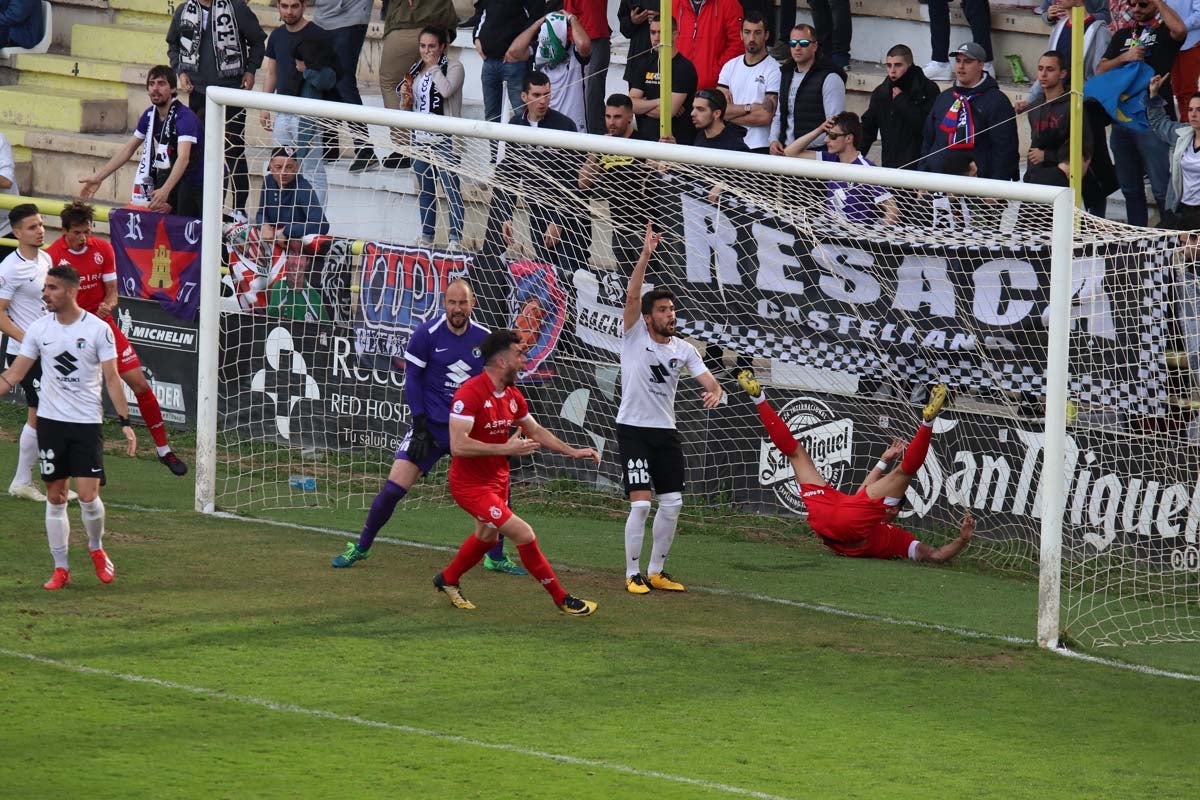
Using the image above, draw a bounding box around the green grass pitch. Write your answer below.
[1,421,1199,799]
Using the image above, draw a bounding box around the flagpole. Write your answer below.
[1069,4,1084,209]
[660,1,673,141]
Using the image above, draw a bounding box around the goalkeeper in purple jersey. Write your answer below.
[331,280,526,574]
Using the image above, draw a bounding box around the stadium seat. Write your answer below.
[0,2,53,59]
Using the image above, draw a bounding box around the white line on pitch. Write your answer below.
[0,648,795,800]
[113,505,1200,683]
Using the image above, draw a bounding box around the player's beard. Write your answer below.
[652,318,675,338]
[447,310,467,330]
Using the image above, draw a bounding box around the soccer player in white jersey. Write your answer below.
[618,223,723,594]
[0,204,53,501]
[0,265,138,590]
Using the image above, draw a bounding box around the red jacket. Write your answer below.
[565,0,610,40]
[673,0,743,90]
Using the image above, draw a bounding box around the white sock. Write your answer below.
[80,497,105,550]
[156,445,171,457]
[624,500,651,577]
[45,501,70,570]
[14,424,38,487]
[647,492,683,575]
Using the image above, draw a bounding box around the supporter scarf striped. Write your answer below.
[940,91,976,150]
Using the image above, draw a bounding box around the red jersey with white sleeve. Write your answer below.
[448,373,530,490]
[45,236,116,315]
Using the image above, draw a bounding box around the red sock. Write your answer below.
[757,399,798,456]
[900,422,933,475]
[135,388,169,449]
[516,540,567,605]
[442,534,493,585]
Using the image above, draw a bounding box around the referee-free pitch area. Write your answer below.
[1,430,1199,799]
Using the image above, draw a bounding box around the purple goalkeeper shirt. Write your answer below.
[403,314,489,427]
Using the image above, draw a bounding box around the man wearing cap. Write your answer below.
[919,42,1018,182]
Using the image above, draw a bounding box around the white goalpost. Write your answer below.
[197,85,1104,650]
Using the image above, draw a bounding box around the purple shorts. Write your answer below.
[394,421,451,475]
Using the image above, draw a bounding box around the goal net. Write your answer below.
[196,87,1199,650]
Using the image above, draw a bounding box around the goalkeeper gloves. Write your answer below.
[407,414,432,462]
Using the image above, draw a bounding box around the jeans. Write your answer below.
[274,112,328,206]
[482,57,528,125]
[808,0,852,66]
[413,137,464,242]
[583,38,611,135]
[928,0,993,62]
[328,23,370,150]
[191,91,248,212]
[1110,123,1170,227]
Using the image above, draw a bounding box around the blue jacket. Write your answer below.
[256,173,330,239]
[0,0,45,49]
[920,74,1019,181]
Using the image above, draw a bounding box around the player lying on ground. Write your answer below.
[46,201,187,476]
[433,329,601,616]
[0,265,138,590]
[332,280,523,574]
[737,370,973,562]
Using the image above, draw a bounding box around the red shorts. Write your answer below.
[105,316,142,373]
[823,522,918,561]
[451,479,513,528]
[799,483,889,543]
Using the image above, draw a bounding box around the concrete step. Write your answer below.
[0,51,153,130]
[70,22,169,66]
[0,85,127,132]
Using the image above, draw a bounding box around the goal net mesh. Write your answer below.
[205,99,1199,649]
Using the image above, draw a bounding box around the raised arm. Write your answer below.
[518,415,600,462]
[856,437,905,492]
[624,221,661,331]
[783,119,832,157]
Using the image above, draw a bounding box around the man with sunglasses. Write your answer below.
[784,111,899,225]
[1097,0,1187,226]
[769,24,846,156]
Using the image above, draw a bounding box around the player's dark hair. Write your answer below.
[48,265,80,287]
[1040,50,1067,71]
[695,88,727,118]
[419,25,449,47]
[60,200,96,231]
[147,65,177,91]
[523,70,551,93]
[742,9,768,30]
[8,203,39,229]
[886,44,914,64]
[641,288,676,315]
[606,92,633,111]
[480,329,523,364]
[830,111,863,148]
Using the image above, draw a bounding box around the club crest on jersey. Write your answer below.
[94,252,104,264]
[489,505,502,519]
[472,347,481,358]
[75,338,87,350]
[453,399,464,414]
[509,398,517,413]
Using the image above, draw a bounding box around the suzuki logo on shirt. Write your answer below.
[446,359,473,388]
[54,351,79,377]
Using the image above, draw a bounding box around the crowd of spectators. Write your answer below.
[45,0,1200,239]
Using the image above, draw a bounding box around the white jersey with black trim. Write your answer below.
[0,248,51,355]
[18,310,117,423]
[616,319,708,430]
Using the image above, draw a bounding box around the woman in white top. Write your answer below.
[399,25,466,248]
[1147,73,1200,226]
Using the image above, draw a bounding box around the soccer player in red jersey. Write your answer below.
[738,371,973,563]
[433,329,602,616]
[44,201,187,476]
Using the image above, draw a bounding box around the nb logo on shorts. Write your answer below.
[626,457,650,486]
[38,448,55,476]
